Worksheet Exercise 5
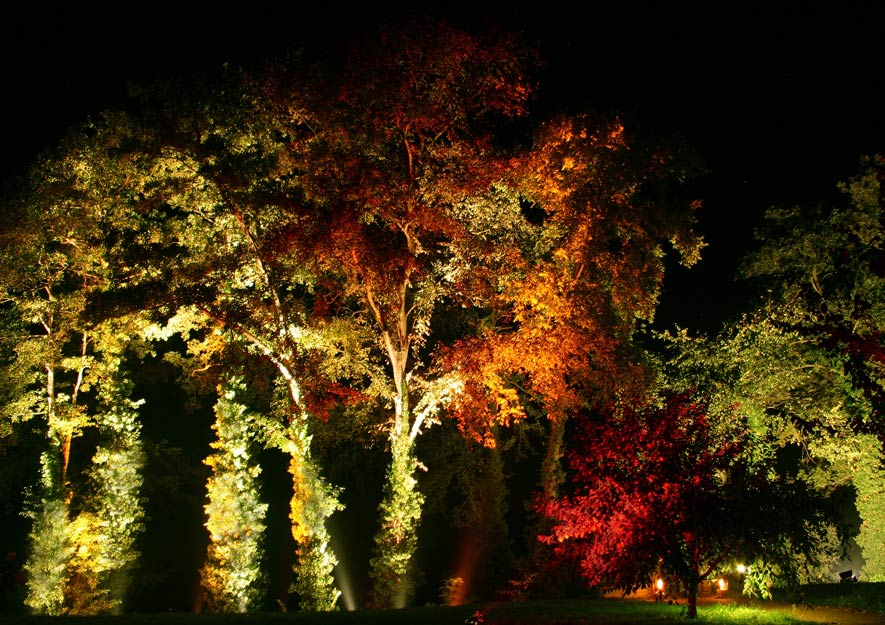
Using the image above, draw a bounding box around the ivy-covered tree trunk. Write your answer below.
[368,431,424,609]
[284,417,342,611]
[200,377,267,612]
[86,356,146,614]
[23,452,71,615]
[852,435,885,581]
[24,346,146,616]
[24,355,78,615]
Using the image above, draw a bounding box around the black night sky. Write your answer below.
[3,2,884,331]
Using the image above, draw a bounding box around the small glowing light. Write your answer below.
[717,578,728,591]
[656,578,664,591]
[737,564,746,574]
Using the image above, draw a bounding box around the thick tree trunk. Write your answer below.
[368,433,423,608]
[686,581,698,619]
[540,415,568,499]
[287,444,341,611]
[368,364,421,608]
[279,377,342,611]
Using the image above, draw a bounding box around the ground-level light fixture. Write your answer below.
[654,577,666,602]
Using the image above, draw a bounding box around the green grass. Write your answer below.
[0,598,822,625]
[773,581,885,615]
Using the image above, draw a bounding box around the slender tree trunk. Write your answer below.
[368,345,426,608]
[286,429,342,611]
[25,364,72,614]
[363,275,427,609]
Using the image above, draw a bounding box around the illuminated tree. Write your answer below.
[259,21,538,607]
[444,113,704,508]
[11,316,146,616]
[540,393,835,618]
[658,311,869,588]
[250,22,704,605]
[76,329,146,614]
[1,224,82,615]
[0,146,137,613]
[104,74,366,609]
[200,375,267,613]
[732,154,885,580]
[1,19,706,611]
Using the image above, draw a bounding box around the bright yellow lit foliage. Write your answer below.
[285,426,342,611]
[849,435,885,581]
[23,496,71,615]
[86,349,146,614]
[23,342,145,616]
[200,377,267,613]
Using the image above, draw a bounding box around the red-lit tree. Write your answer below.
[539,393,834,618]
[257,21,538,607]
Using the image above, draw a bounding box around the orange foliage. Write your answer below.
[442,114,701,444]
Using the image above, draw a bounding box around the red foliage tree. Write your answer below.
[538,393,833,618]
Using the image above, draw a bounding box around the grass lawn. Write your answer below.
[4,583,882,625]
[0,598,824,625]
[773,581,885,615]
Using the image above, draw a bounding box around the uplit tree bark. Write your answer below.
[281,421,342,611]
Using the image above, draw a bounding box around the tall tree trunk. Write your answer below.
[281,372,342,612]
[260,366,342,611]
[540,415,568,500]
[286,432,342,611]
[200,377,266,613]
[852,435,885,581]
[368,430,424,608]
[25,362,73,615]
[88,362,146,614]
[686,578,698,619]
[366,279,426,608]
